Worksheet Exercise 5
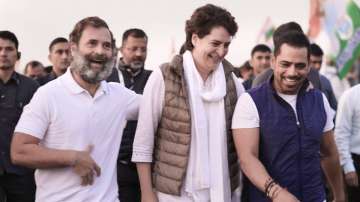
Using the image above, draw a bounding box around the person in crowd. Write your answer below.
[0,30,38,202]
[251,22,322,91]
[24,60,46,80]
[335,82,360,201]
[37,37,72,85]
[132,4,245,202]
[234,60,253,83]
[309,43,337,110]
[107,28,152,202]
[242,44,271,90]
[10,17,139,202]
[232,28,344,201]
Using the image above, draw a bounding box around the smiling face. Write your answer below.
[191,26,232,79]
[71,26,114,84]
[272,43,310,95]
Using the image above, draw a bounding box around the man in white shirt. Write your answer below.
[10,16,139,202]
[335,84,360,201]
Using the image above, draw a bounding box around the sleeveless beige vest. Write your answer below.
[152,55,239,196]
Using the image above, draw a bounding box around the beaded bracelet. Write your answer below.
[266,182,277,197]
[269,184,282,199]
[264,178,276,197]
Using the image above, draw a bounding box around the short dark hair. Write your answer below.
[273,30,310,59]
[69,16,114,48]
[184,4,238,51]
[24,60,43,74]
[179,43,186,55]
[122,28,147,44]
[251,44,271,57]
[310,43,324,57]
[273,22,303,45]
[49,37,68,52]
[240,60,252,71]
[0,30,19,50]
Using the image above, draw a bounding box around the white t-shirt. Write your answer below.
[15,69,140,202]
[232,91,335,132]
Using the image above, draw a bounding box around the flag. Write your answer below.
[307,0,324,40]
[323,0,360,79]
[256,17,276,48]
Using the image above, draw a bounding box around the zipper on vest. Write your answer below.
[297,124,304,200]
[288,106,303,200]
[297,106,304,201]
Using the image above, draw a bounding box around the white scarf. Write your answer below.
[182,51,230,201]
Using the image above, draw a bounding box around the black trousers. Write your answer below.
[347,153,360,202]
[117,162,141,202]
[0,172,35,202]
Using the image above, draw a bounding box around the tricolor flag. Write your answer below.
[323,0,360,79]
[256,17,276,49]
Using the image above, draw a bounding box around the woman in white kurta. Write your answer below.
[132,4,244,202]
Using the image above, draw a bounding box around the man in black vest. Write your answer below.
[107,28,151,202]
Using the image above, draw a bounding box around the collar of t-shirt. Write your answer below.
[277,92,299,123]
[60,69,109,97]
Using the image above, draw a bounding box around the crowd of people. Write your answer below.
[1,3,360,202]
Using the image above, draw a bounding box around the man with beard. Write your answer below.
[251,22,323,91]
[0,30,38,202]
[10,17,140,202]
[107,28,151,202]
[232,29,344,201]
[37,37,72,85]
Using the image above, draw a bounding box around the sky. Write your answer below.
[0,0,317,71]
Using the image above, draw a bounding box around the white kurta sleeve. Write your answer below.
[335,89,356,173]
[132,68,165,163]
[124,89,141,121]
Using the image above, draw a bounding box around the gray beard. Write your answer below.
[129,61,144,70]
[71,52,114,84]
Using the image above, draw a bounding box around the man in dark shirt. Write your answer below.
[107,28,151,202]
[310,43,337,111]
[242,44,271,90]
[37,37,71,85]
[0,30,38,202]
